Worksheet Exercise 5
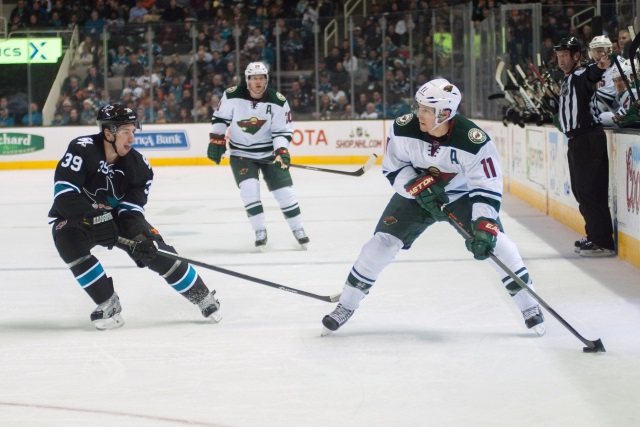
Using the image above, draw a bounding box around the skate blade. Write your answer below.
[321,327,333,337]
[256,245,267,253]
[299,243,308,251]
[532,323,546,337]
[94,313,125,330]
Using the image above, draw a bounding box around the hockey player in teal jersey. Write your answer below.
[207,62,309,251]
[322,78,545,337]
[50,104,221,330]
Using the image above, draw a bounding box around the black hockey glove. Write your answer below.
[465,217,499,260]
[207,133,226,164]
[81,210,119,249]
[274,147,291,169]
[128,233,159,262]
[404,172,449,221]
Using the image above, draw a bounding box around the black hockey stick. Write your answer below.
[117,237,341,303]
[442,208,606,353]
[628,30,640,95]
[231,153,378,177]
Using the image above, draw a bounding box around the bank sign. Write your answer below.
[0,133,45,155]
[132,131,189,150]
[0,38,63,64]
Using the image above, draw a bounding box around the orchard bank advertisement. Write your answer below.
[0,133,45,155]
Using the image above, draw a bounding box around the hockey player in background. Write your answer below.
[589,35,624,116]
[599,58,640,128]
[322,79,545,337]
[49,104,221,330]
[207,61,309,251]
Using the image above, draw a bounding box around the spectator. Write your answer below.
[177,107,193,123]
[21,102,43,126]
[121,78,143,101]
[84,10,104,36]
[0,107,15,127]
[10,0,28,25]
[330,61,349,91]
[129,0,148,23]
[84,65,105,91]
[617,28,631,58]
[110,45,131,76]
[162,0,185,22]
[80,99,97,125]
[327,83,347,109]
[67,108,81,126]
[168,53,188,75]
[360,102,379,119]
[124,53,145,78]
[324,46,343,73]
[51,112,65,126]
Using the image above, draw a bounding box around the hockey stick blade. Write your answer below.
[440,209,605,353]
[117,237,341,303]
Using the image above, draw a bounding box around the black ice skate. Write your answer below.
[321,303,355,336]
[198,290,222,323]
[91,292,124,330]
[574,237,589,253]
[255,229,267,252]
[578,240,615,257]
[292,228,309,249]
[522,305,545,336]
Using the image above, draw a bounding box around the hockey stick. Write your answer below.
[628,30,640,95]
[441,209,606,353]
[117,237,341,303]
[231,153,378,177]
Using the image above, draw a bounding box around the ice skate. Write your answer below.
[255,229,267,252]
[198,290,222,323]
[522,305,545,336]
[91,293,124,330]
[292,228,309,249]
[579,241,615,257]
[574,237,589,253]
[321,303,355,336]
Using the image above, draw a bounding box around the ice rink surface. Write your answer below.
[1,165,639,427]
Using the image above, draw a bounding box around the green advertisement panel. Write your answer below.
[0,133,45,155]
[0,38,63,64]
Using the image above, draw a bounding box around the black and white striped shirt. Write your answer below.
[558,63,607,137]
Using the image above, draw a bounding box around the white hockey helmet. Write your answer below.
[245,61,269,85]
[414,78,462,129]
[610,61,631,80]
[588,35,612,59]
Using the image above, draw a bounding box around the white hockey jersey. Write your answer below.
[211,85,293,159]
[591,55,625,115]
[383,113,502,221]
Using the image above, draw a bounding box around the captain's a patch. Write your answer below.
[468,128,487,144]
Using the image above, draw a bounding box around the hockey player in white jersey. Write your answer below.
[207,62,309,250]
[589,35,624,115]
[322,79,545,337]
[599,58,640,127]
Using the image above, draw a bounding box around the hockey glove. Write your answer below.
[465,217,499,260]
[207,133,226,164]
[128,233,159,262]
[404,173,449,221]
[274,147,291,169]
[81,210,118,249]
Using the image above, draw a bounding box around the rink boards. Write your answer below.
[0,119,638,268]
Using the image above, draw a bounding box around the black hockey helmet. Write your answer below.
[96,104,141,134]
[554,36,581,54]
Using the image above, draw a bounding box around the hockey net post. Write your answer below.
[117,237,341,303]
[440,208,606,353]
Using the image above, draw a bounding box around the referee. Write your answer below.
[554,36,615,257]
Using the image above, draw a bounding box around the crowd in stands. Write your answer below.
[0,0,633,127]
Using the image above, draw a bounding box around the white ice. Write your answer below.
[1,165,639,427]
